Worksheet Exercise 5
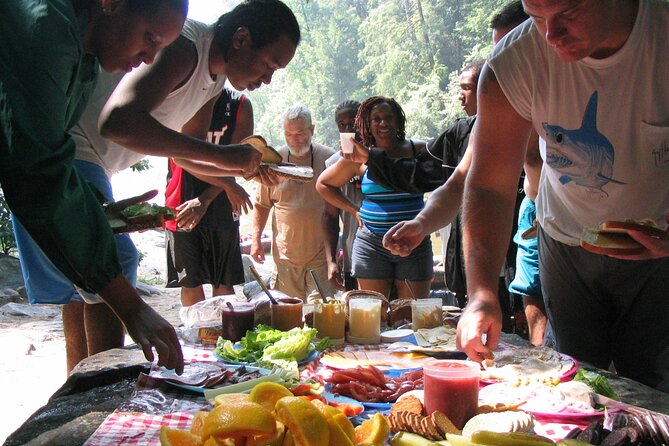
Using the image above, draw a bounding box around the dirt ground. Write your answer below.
[0,230,183,444]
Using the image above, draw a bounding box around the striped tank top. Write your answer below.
[359,170,425,234]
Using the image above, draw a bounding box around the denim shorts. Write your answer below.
[11,160,138,304]
[351,226,433,281]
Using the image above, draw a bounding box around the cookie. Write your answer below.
[391,395,423,416]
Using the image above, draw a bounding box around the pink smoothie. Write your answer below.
[423,360,480,429]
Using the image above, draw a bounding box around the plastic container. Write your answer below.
[271,297,303,331]
[348,298,382,344]
[221,302,255,342]
[313,299,345,345]
[423,359,480,429]
[411,298,443,330]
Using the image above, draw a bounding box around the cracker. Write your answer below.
[421,416,442,440]
[431,411,461,436]
[391,395,423,416]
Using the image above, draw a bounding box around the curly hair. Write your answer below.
[354,96,406,147]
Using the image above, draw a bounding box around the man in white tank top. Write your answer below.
[458,0,669,392]
[100,0,301,186]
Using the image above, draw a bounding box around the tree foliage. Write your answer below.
[247,0,513,146]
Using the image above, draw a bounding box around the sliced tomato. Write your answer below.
[328,401,364,416]
[298,395,327,403]
[290,383,313,395]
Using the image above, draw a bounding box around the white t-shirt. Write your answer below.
[74,19,226,177]
[488,0,669,245]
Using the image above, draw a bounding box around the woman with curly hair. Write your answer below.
[317,96,433,300]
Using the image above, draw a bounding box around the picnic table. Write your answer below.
[5,334,669,446]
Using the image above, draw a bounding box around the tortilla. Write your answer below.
[241,135,283,164]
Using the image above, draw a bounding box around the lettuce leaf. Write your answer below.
[121,202,175,218]
[574,369,620,400]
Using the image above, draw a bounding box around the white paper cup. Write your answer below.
[339,132,356,154]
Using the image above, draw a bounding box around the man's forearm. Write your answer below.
[252,205,271,240]
[462,185,516,300]
[413,174,465,235]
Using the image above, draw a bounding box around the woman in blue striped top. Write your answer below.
[317,96,433,300]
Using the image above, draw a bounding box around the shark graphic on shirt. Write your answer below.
[543,91,625,194]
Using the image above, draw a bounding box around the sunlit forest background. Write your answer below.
[225,0,509,147]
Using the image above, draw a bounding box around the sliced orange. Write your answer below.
[249,382,294,412]
[213,393,251,407]
[159,426,203,446]
[330,413,355,443]
[191,411,209,436]
[274,397,329,446]
[354,413,390,446]
[201,401,276,440]
[326,416,354,446]
[247,421,286,446]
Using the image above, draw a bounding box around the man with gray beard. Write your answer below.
[251,105,335,302]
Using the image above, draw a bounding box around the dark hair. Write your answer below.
[490,1,528,31]
[75,0,188,16]
[215,0,300,62]
[462,59,485,85]
[355,96,406,147]
[335,100,361,117]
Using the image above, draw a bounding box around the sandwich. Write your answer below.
[580,219,666,255]
[105,190,175,234]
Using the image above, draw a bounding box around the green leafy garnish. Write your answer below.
[121,203,175,218]
[215,325,321,372]
[574,369,620,400]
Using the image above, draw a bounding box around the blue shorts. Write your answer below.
[351,225,433,281]
[11,160,139,305]
[508,196,542,297]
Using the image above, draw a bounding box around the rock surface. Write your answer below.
[4,349,149,446]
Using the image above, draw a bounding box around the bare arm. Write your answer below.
[383,147,471,256]
[316,159,362,218]
[523,130,543,201]
[457,64,531,360]
[250,200,272,264]
[322,202,344,290]
[100,275,183,374]
[99,36,260,176]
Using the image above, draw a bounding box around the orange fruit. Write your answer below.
[201,401,276,440]
[330,413,355,443]
[354,413,390,446]
[249,382,293,412]
[247,421,286,446]
[213,393,251,407]
[274,397,329,446]
[191,411,209,436]
[159,426,203,446]
[326,416,354,446]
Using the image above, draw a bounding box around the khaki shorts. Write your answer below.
[271,261,333,304]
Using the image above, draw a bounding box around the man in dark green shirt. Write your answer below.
[0,0,188,374]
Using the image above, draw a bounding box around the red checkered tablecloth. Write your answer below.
[84,412,194,445]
